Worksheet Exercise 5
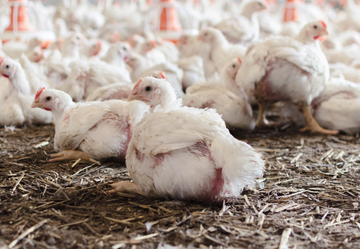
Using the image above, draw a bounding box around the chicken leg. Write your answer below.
[108,181,146,196]
[50,150,100,164]
[297,103,339,135]
[255,99,280,128]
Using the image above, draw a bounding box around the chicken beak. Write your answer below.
[321,29,329,37]
[127,93,149,102]
[31,100,42,109]
[127,94,137,102]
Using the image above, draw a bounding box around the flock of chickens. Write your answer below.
[1,0,360,202]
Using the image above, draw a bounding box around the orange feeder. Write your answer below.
[145,0,198,43]
[0,0,55,46]
[283,0,300,22]
[265,0,277,5]
[159,0,182,31]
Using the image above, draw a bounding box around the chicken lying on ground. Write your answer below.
[0,57,52,126]
[280,77,360,134]
[63,58,132,102]
[312,77,360,134]
[31,87,149,162]
[183,58,254,129]
[236,20,338,135]
[110,77,264,203]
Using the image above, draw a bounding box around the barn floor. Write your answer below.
[1,124,360,249]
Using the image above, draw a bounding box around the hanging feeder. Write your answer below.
[0,0,56,47]
[283,0,300,22]
[145,0,198,43]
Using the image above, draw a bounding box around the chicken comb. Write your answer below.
[159,71,166,79]
[35,87,45,100]
[237,57,242,64]
[0,57,4,65]
[320,20,327,29]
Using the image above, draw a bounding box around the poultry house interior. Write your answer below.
[1,0,360,248]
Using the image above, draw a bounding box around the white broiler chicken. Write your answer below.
[154,38,180,63]
[31,87,149,162]
[45,33,88,88]
[329,63,360,84]
[80,40,102,58]
[213,0,267,44]
[54,18,68,38]
[183,58,254,129]
[0,57,52,126]
[101,42,131,68]
[19,54,53,92]
[139,64,184,98]
[197,27,247,78]
[126,52,154,81]
[85,82,133,102]
[60,32,88,59]
[63,59,132,102]
[177,33,202,58]
[2,37,43,60]
[128,34,146,53]
[111,77,264,202]
[177,56,205,90]
[236,20,338,134]
[322,43,360,65]
[25,46,44,63]
[312,77,360,134]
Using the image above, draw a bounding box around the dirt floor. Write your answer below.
[1,124,360,249]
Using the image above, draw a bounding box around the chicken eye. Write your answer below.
[46,96,52,101]
[204,32,208,36]
[5,65,9,69]
[76,36,80,40]
[123,47,127,51]
[232,64,236,68]
[145,86,152,91]
[314,25,317,29]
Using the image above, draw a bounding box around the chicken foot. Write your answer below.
[297,103,339,135]
[108,181,146,196]
[50,150,100,164]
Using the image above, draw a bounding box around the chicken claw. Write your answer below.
[108,181,146,196]
[297,103,339,135]
[50,150,100,164]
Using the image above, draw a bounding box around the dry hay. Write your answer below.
[0,124,360,249]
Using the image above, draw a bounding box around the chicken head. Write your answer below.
[298,20,329,42]
[226,57,242,79]
[128,77,176,109]
[0,57,17,79]
[31,88,72,112]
